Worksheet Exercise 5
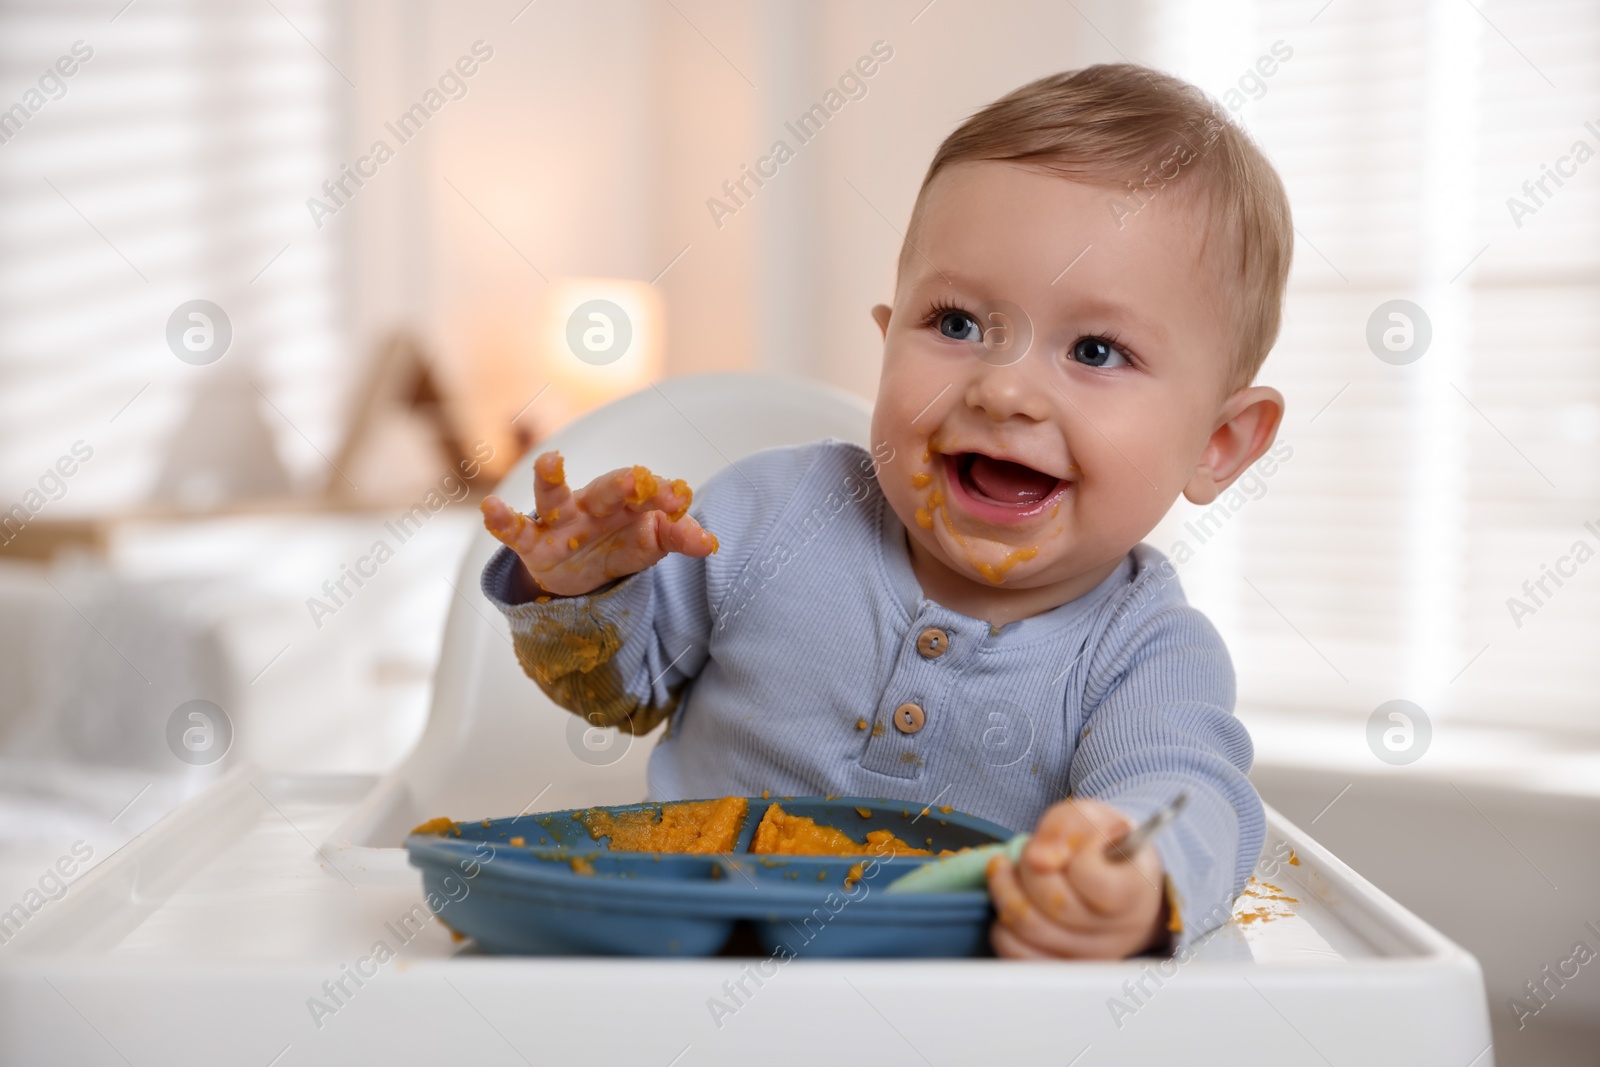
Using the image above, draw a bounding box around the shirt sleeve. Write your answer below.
[478,442,837,736]
[1069,597,1264,950]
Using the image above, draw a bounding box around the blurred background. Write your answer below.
[0,0,1596,1062]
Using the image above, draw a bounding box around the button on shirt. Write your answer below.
[482,439,1264,946]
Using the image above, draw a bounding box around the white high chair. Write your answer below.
[0,374,1492,1065]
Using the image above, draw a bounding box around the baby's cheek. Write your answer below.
[1076,471,1167,546]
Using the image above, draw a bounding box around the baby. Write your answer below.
[480,63,1291,959]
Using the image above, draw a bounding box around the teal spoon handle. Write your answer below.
[884,833,1030,893]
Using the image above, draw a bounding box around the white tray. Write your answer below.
[0,767,1492,1066]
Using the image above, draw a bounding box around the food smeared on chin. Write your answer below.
[905,437,1069,582]
[975,546,1039,584]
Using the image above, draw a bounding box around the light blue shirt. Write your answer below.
[483,439,1263,944]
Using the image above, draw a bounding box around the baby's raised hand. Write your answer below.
[986,797,1168,960]
[480,451,718,597]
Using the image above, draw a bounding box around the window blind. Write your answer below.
[0,0,345,516]
[1141,0,1600,737]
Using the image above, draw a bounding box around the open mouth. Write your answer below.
[944,451,1070,522]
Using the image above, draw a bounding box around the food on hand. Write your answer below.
[480,451,716,598]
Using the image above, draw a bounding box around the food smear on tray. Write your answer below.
[1231,876,1300,928]
[576,795,748,853]
[750,802,948,858]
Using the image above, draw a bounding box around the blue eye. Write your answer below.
[936,309,982,342]
[1070,336,1128,368]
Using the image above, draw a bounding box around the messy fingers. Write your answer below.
[615,467,694,518]
[575,513,695,583]
[578,465,662,520]
[1015,853,1093,928]
[1068,840,1164,918]
[480,495,536,553]
[642,475,694,520]
[987,856,1087,956]
[1026,799,1128,874]
[987,856,1149,960]
[531,451,573,523]
[655,513,719,558]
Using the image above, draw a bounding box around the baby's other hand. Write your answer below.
[986,797,1168,960]
[480,451,718,597]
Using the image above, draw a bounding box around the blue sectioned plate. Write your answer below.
[405,796,1012,958]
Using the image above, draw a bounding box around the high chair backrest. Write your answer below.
[380,373,870,836]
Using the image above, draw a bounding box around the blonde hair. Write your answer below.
[903,64,1293,390]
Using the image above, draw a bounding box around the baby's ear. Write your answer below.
[1182,386,1284,505]
[870,304,892,339]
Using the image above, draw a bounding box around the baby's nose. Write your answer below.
[965,364,1053,423]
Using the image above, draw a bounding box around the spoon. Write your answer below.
[884,791,1189,894]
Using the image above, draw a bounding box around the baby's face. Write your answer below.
[870,161,1239,599]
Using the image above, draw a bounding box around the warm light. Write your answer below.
[542,278,664,410]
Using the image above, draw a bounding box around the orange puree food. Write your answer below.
[667,478,693,521]
[626,465,659,506]
[750,803,935,858]
[577,796,747,853]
